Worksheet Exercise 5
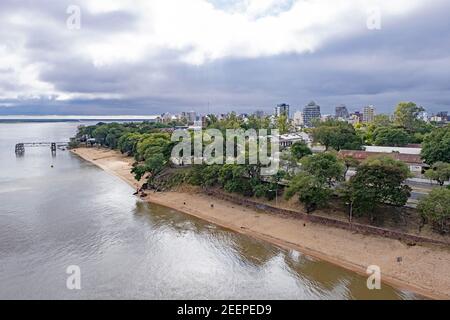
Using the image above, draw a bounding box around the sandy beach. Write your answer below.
[72,147,450,299]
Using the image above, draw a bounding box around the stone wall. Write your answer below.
[206,190,450,246]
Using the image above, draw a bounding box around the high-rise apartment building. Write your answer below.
[335,104,349,119]
[302,101,321,127]
[274,103,290,118]
[187,111,197,124]
[254,110,265,119]
[349,111,363,124]
[363,105,375,123]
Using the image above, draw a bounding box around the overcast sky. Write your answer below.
[0,0,449,115]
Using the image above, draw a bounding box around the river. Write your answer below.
[0,121,417,299]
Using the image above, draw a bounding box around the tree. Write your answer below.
[301,152,345,186]
[393,102,425,132]
[118,132,142,156]
[188,165,221,188]
[372,127,410,147]
[75,124,97,140]
[373,114,392,127]
[424,162,450,186]
[132,153,168,182]
[254,183,276,201]
[418,188,450,234]
[218,164,254,196]
[284,173,332,213]
[421,126,450,164]
[105,127,126,149]
[205,114,218,127]
[312,125,335,150]
[280,150,298,177]
[312,120,362,151]
[92,124,110,145]
[276,114,290,134]
[135,133,171,161]
[346,156,411,220]
[146,154,166,178]
[290,141,312,160]
[245,115,272,130]
[131,164,148,181]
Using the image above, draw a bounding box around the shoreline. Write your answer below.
[71,147,450,300]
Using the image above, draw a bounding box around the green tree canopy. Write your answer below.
[312,120,363,151]
[276,114,291,134]
[218,164,254,196]
[418,188,450,234]
[117,132,143,156]
[372,127,410,147]
[284,173,332,213]
[421,125,450,164]
[135,132,171,161]
[393,102,425,133]
[373,114,393,127]
[290,141,312,160]
[301,152,345,186]
[424,162,450,186]
[346,156,411,219]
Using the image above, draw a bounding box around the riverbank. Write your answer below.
[71,147,450,299]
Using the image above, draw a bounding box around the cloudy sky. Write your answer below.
[0,0,449,115]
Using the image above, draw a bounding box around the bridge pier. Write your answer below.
[15,143,25,154]
[51,143,56,153]
[14,141,68,155]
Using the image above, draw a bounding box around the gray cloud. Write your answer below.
[0,0,449,115]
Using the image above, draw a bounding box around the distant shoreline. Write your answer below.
[0,119,82,123]
[0,115,161,123]
[71,147,450,300]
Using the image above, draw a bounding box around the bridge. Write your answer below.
[15,142,69,154]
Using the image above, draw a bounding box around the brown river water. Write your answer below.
[0,122,418,299]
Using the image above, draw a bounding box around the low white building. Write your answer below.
[279,132,312,148]
[363,145,421,155]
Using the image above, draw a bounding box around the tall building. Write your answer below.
[348,111,363,125]
[293,111,304,126]
[437,111,448,121]
[335,104,349,119]
[274,103,290,118]
[161,112,173,123]
[302,101,321,127]
[187,111,197,124]
[431,111,449,123]
[254,110,265,119]
[363,105,375,123]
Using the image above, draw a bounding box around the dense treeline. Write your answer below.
[72,122,176,186]
[71,104,450,233]
[355,102,435,147]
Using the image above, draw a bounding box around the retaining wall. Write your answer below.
[206,190,450,246]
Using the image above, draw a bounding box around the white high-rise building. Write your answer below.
[293,111,304,126]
